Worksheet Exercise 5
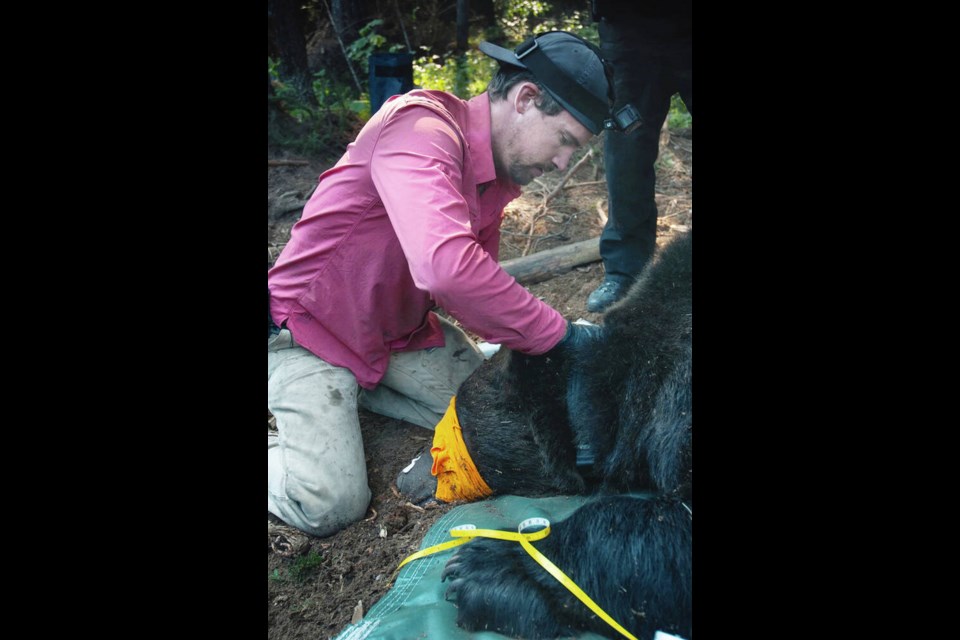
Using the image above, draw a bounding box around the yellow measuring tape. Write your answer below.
[394,517,639,640]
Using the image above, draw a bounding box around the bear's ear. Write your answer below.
[455,346,515,407]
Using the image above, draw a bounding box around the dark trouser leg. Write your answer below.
[672,42,692,117]
[598,20,689,281]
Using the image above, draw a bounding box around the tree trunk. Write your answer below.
[268,69,277,117]
[474,0,495,27]
[331,0,363,43]
[456,0,469,52]
[268,0,315,104]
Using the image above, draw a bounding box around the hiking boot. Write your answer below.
[587,278,629,312]
[396,450,437,504]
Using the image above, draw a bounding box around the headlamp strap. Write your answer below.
[515,36,539,59]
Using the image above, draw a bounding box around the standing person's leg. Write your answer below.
[359,315,485,429]
[589,21,674,312]
[268,328,371,537]
[666,33,692,117]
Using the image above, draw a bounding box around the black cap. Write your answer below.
[479,31,614,135]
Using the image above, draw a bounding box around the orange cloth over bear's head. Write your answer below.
[429,396,493,502]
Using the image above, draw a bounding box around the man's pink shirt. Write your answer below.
[268,90,567,389]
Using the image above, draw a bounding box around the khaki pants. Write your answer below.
[267,316,485,537]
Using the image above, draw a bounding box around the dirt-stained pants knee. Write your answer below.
[357,317,485,428]
[267,317,484,536]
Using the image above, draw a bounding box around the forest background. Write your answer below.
[266,2,693,639]
[268,0,691,163]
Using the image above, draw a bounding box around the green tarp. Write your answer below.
[333,494,616,640]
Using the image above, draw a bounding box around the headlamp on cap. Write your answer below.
[480,32,643,136]
[605,104,642,134]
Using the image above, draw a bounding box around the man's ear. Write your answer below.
[513,82,541,114]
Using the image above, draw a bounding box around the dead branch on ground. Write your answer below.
[564,179,606,190]
[522,148,594,256]
[596,199,607,226]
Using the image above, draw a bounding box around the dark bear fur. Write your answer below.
[442,495,691,640]
[440,232,693,639]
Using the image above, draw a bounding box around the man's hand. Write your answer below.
[553,320,603,354]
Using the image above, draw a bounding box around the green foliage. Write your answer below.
[667,93,692,130]
[268,552,326,584]
[412,1,598,99]
[268,57,310,121]
[346,19,407,71]
[287,551,326,583]
[311,68,368,119]
[414,49,498,98]
[288,551,325,583]
[268,1,605,154]
[268,58,365,155]
[494,1,597,44]
[496,0,551,41]
[346,19,388,63]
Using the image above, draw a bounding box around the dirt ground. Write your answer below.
[266,124,692,640]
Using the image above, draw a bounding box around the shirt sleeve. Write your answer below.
[370,104,568,354]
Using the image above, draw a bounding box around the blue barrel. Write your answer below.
[369,52,414,115]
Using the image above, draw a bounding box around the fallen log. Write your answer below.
[501,237,601,285]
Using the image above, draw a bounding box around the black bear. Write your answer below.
[403,231,692,639]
